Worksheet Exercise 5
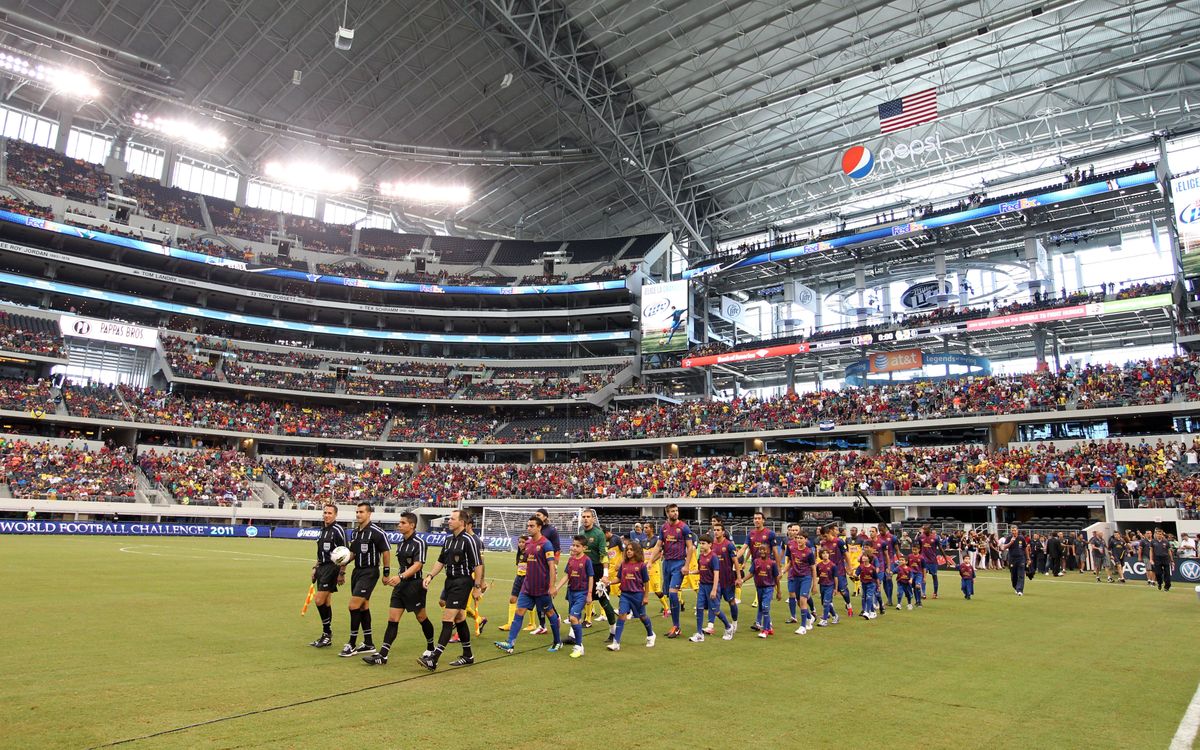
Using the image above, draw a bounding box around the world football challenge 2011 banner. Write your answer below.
[0,520,519,551]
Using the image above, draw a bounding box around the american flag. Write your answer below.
[878,88,938,134]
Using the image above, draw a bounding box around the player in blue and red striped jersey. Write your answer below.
[785,525,816,635]
[607,540,656,651]
[958,557,976,600]
[853,550,879,620]
[741,512,782,630]
[494,516,562,655]
[891,557,915,610]
[814,549,838,626]
[751,546,781,637]
[687,534,730,642]
[707,523,740,637]
[918,525,942,599]
[552,536,594,658]
[820,525,853,617]
[645,503,695,639]
[873,524,898,609]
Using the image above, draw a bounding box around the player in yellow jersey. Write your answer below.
[644,522,671,617]
[846,528,863,596]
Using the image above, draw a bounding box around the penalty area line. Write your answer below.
[1170,676,1200,750]
[89,629,601,748]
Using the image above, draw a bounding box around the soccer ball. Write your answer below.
[330,546,353,566]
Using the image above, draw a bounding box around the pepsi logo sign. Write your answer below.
[842,145,875,179]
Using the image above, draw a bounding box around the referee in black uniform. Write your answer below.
[364,512,436,664]
[419,509,484,670]
[339,502,390,657]
[309,503,347,648]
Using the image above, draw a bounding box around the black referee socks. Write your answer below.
[361,610,373,647]
[455,621,473,659]
[317,604,332,635]
[348,610,362,646]
[420,618,435,651]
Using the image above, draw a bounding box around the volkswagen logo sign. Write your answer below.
[1179,559,1200,582]
[73,320,91,335]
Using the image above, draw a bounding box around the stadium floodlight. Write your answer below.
[131,112,228,151]
[263,160,358,193]
[379,181,472,205]
[0,52,99,99]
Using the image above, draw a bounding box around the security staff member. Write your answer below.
[1149,529,1174,591]
[1000,525,1030,596]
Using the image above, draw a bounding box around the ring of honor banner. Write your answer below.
[1174,172,1200,277]
[641,280,689,353]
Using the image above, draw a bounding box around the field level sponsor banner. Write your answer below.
[641,280,689,354]
[286,527,517,551]
[682,341,809,368]
[1119,559,1200,584]
[0,208,626,296]
[868,348,922,373]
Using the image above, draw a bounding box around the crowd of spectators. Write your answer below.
[265,456,407,507]
[0,312,64,357]
[2,439,135,500]
[345,376,455,398]
[4,140,106,202]
[285,216,350,254]
[386,413,497,444]
[138,447,260,506]
[162,336,219,381]
[315,261,388,280]
[0,377,54,413]
[209,201,278,242]
[222,363,337,393]
[0,194,54,220]
[175,235,252,262]
[63,385,130,420]
[118,176,203,228]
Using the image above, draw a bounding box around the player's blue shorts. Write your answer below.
[923,560,939,575]
[717,584,737,602]
[567,589,587,619]
[663,559,685,590]
[836,572,849,592]
[517,592,555,614]
[509,576,525,598]
[619,592,648,619]
[788,574,813,598]
[694,586,717,612]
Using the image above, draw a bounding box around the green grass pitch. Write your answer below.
[4,536,1198,749]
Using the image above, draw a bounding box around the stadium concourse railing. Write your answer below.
[4,396,1199,453]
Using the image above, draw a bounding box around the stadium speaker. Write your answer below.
[114,206,130,223]
[415,257,427,274]
[543,258,555,276]
[277,241,291,258]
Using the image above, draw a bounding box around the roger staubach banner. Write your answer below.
[641,280,689,353]
[1174,172,1200,277]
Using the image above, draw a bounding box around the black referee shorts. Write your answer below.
[442,576,474,610]
[389,579,427,612]
[315,562,340,593]
[351,568,380,600]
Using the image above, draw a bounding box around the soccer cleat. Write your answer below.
[916,602,923,608]
[547,643,563,653]
[493,641,515,655]
[785,617,798,624]
[750,623,762,632]
[645,634,656,648]
[606,642,621,651]
[703,624,715,635]
[816,619,829,627]
[896,603,902,610]
[421,649,433,659]
[524,623,538,631]
[729,622,737,635]
[593,613,607,622]
[449,656,474,667]
[764,628,774,636]
[338,644,356,658]
[362,653,387,665]
[416,655,437,671]
[846,606,853,618]
[831,614,840,624]
[604,633,615,645]
[570,645,585,658]
[352,643,375,655]
[1017,591,1024,597]
[531,626,548,636]
[795,626,807,635]
[1096,576,1102,582]
[666,626,681,639]
[722,627,734,641]
[582,621,593,629]
[310,634,333,648]
[932,593,938,599]
[474,617,488,636]
[449,632,460,643]
[688,632,705,643]
[661,608,670,618]
[758,630,768,639]
[498,623,511,631]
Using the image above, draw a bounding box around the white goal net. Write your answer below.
[481,506,584,550]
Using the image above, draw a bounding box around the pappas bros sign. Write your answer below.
[59,314,159,348]
[868,349,923,373]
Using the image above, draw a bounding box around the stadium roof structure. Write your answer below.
[0,0,1196,252]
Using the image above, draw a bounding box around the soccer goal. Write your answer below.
[481,506,583,549]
